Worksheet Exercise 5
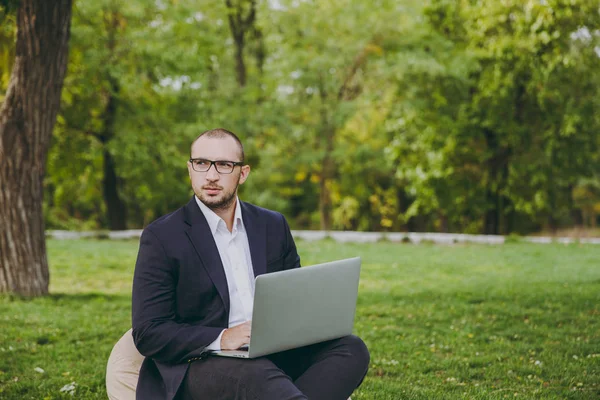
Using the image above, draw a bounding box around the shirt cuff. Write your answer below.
[205,330,225,352]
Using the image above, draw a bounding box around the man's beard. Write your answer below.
[197,183,238,212]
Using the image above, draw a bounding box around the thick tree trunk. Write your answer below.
[0,0,72,296]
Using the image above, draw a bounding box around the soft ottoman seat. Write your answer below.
[106,329,143,400]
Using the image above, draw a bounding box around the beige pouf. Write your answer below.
[106,329,351,400]
[106,329,144,400]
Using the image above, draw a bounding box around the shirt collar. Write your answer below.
[195,196,244,235]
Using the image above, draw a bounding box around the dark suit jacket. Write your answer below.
[131,197,301,400]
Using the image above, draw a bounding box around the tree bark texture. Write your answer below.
[0,0,72,296]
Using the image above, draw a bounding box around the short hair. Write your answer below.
[190,128,245,161]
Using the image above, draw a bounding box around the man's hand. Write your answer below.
[220,321,251,350]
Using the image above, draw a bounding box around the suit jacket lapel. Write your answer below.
[183,197,230,312]
[241,201,267,277]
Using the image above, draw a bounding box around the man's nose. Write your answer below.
[205,164,220,180]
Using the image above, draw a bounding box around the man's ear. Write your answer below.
[238,165,251,184]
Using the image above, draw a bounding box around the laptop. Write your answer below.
[211,257,361,359]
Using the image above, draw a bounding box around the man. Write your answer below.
[132,128,369,400]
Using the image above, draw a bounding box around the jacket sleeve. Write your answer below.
[281,213,301,271]
[131,228,222,364]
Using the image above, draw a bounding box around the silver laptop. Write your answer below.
[211,257,361,359]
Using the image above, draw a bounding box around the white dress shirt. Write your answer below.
[195,196,255,351]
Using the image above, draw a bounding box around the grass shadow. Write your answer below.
[48,292,130,302]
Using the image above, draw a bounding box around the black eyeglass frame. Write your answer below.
[188,158,245,174]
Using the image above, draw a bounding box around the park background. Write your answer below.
[2,0,600,235]
[0,0,599,399]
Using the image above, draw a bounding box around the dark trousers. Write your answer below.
[179,335,370,400]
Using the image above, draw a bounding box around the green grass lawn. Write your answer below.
[1,239,599,399]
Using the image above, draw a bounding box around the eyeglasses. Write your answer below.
[189,158,244,174]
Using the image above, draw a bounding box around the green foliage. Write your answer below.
[387,0,600,233]
[47,0,226,228]
[0,239,599,398]
[0,0,594,232]
[243,0,419,230]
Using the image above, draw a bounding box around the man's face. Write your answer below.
[187,136,249,211]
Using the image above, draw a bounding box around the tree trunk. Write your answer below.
[0,0,73,296]
[317,80,334,231]
[483,189,499,235]
[438,213,449,233]
[103,148,127,230]
[225,0,257,88]
[318,141,334,231]
[99,75,127,230]
[482,129,511,235]
[233,39,247,87]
